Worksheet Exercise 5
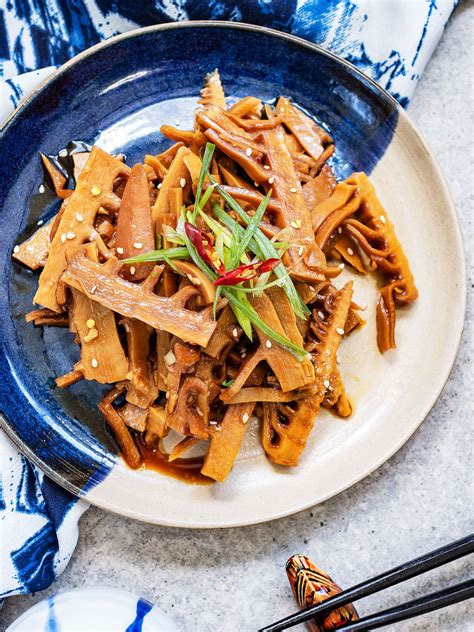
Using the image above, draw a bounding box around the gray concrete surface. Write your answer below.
[1,3,473,631]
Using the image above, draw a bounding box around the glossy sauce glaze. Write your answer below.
[141,447,213,486]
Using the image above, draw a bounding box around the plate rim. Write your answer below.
[0,20,467,528]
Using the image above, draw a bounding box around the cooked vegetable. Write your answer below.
[18,70,417,483]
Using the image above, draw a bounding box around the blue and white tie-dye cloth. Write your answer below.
[0,0,458,600]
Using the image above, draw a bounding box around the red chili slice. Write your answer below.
[214,258,280,286]
[184,222,224,272]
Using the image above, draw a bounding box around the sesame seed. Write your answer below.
[336,327,345,335]
[195,406,204,417]
[242,413,250,424]
[38,184,45,194]
[83,328,98,342]
[360,302,368,310]
[86,319,95,329]
[241,351,247,358]
[157,183,162,189]
[130,266,136,275]
[209,420,218,426]
[380,215,386,224]
[116,247,124,255]
[91,358,98,368]
[164,350,176,366]
[75,213,84,222]
[90,285,97,294]
[338,226,342,234]
[289,187,297,193]
[290,220,301,229]
[179,178,186,188]
[66,232,75,240]
[175,120,180,127]
[268,176,275,184]
[338,263,345,270]
[214,424,222,432]
[58,149,68,157]
[245,148,252,157]
[265,340,272,348]
[232,327,239,337]
[253,181,259,187]
[133,242,143,249]
[165,392,169,399]
[90,185,101,196]
[60,233,67,243]
[318,311,325,320]
[298,246,304,256]
[323,379,330,388]
[13,245,20,254]
[347,247,354,256]
[263,165,270,170]
[37,219,44,226]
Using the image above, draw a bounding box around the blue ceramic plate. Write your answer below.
[0,22,465,527]
[6,587,178,631]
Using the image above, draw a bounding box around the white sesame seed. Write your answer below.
[91,358,98,368]
[232,327,239,337]
[337,226,342,234]
[318,311,325,320]
[360,302,368,310]
[323,379,330,388]
[37,219,44,226]
[242,413,250,424]
[179,178,186,188]
[60,233,67,243]
[268,176,275,184]
[86,319,95,329]
[245,148,252,157]
[90,285,97,294]
[298,246,304,256]
[133,242,143,249]
[209,420,218,426]
[157,183,162,189]
[116,247,124,255]
[38,184,45,194]
[214,424,222,431]
[241,351,247,358]
[165,391,169,399]
[253,181,259,187]
[347,247,354,256]
[290,220,301,229]
[130,266,136,275]
[66,232,75,240]
[380,215,386,224]
[195,406,204,417]
[289,187,297,193]
[90,185,101,196]
[164,350,176,366]
[336,327,345,335]
[265,340,272,348]
[175,120,180,126]
[13,245,20,254]
[75,213,84,222]
[263,165,270,170]
[338,263,345,270]
[58,149,68,157]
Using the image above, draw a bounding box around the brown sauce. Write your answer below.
[141,447,213,485]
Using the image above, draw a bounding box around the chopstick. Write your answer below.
[259,534,474,632]
[333,579,474,631]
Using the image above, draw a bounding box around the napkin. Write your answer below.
[0,0,458,600]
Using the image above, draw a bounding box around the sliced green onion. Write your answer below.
[231,190,271,267]
[122,246,189,264]
[192,143,215,220]
[209,177,310,319]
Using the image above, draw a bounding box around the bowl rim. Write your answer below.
[0,20,467,527]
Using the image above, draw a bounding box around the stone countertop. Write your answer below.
[2,4,472,631]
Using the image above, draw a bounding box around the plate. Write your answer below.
[0,22,466,527]
[6,587,178,631]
